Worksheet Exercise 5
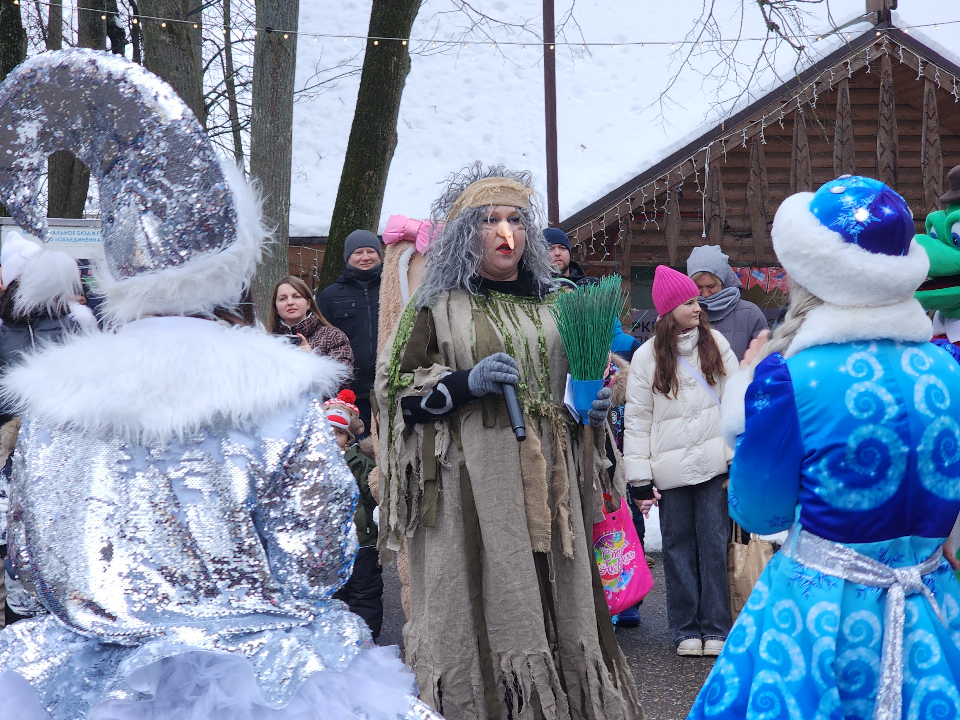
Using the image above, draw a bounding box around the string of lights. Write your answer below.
[12,0,960,49]
[568,33,960,259]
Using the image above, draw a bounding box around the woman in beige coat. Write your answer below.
[623,265,738,658]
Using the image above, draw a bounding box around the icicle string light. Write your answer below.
[20,1,960,48]
[568,35,960,255]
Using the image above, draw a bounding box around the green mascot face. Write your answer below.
[915,203,960,318]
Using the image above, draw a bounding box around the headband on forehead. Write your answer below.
[446,177,534,223]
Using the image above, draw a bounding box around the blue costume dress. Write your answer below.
[688,340,960,719]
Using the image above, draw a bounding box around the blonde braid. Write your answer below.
[754,284,823,366]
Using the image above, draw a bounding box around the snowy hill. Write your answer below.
[290,0,960,238]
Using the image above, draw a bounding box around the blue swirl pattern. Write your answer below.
[688,341,960,720]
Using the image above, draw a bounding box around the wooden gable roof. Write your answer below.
[561,24,960,276]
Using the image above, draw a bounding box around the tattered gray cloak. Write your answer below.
[376,287,643,720]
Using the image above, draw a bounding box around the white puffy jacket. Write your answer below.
[623,327,739,491]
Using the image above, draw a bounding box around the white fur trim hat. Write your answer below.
[772,176,928,308]
[1,231,41,287]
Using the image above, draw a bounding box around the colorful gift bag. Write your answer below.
[592,498,654,616]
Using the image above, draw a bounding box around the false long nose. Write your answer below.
[497,219,515,250]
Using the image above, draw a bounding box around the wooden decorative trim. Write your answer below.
[747,137,770,266]
[665,187,681,267]
[834,78,856,177]
[790,107,812,193]
[705,163,726,246]
[877,53,899,188]
[921,77,943,215]
[563,27,960,243]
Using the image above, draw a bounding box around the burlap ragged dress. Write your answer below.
[376,288,643,720]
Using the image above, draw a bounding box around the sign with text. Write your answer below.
[0,218,102,260]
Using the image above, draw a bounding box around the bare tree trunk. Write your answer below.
[319,0,420,289]
[130,1,142,64]
[0,2,26,81]
[139,0,205,126]
[0,0,26,217]
[223,0,244,166]
[47,0,61,51]
[105,0,127,55]
[189,0,202,90]
[248,0,298,319]
[48,0,104,219]
[78,0,107,50]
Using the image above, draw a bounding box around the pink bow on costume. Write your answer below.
[383,215,441,254]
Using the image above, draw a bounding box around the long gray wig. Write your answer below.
[414,163,557,309]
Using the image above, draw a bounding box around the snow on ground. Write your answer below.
[290,1,960,238]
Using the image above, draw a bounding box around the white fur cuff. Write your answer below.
[721,368,753,450]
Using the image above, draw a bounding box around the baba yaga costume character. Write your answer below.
[688,177,960,720]
[0,50,440,720]
[376,164,642,720]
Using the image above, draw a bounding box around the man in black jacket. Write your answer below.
[544,227,596,286]
[316,229,383,434]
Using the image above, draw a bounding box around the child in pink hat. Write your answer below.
[623,264,739,658]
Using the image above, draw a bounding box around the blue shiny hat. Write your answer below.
[809,176,914,256]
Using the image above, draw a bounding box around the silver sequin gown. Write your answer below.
[0,316,441,720]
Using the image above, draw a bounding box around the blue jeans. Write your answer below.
[658,473,731,645]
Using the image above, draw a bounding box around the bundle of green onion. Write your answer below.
[551,275,627,381]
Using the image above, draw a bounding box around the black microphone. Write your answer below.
[502,383,526,441]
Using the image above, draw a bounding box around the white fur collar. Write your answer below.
[720,299,932,447]
[1,317,348,442]
[786,299,932,356]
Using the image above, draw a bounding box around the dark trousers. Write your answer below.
[334,545,383,640]
[659,473,732,645]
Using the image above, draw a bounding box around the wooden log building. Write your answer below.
[561,20,960,317]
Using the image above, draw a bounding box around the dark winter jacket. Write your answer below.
[0,314,79,422]
[316,264,382,404]
[565,260,598,286]
[277,312,354,378]
[344,443,378,547]
[711,299,768,361]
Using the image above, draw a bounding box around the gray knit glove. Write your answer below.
[468,352,519,396]
[588,387,613,427]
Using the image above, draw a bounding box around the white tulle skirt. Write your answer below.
[0,645,439,720]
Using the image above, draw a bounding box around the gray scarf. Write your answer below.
[699,286,740,322]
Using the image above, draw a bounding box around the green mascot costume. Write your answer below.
[915,163,960,577]
[916,164,960,360]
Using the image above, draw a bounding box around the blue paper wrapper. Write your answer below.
[571,378,604,426]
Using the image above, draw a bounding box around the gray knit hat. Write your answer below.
[343,229,382,263]
[686,245,731,282]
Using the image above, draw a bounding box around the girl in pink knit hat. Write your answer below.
[622,265,739,657]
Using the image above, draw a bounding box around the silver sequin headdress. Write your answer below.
[0,49,266,322]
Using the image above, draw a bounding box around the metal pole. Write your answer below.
[543,0,559,226]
